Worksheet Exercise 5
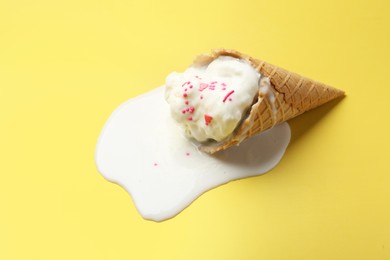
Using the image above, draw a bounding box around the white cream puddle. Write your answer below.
[95,87,291,222]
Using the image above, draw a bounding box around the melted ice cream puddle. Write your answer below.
[95,87,291,222]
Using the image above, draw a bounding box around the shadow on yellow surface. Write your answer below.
[289,95,346,147]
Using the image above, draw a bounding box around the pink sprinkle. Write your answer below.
[223,90,235,102]
[188,116,193,121]
[221,83,227,86]
[186,152,190,156]
[199,83,209,91]
[183,93,188,97]
[195,75,201,79]
[209,85,215,90]
[189,107,195,113]
[185,100,189,105]
[210,81,217,84]
[229,98,232,101]
[186,108,190,112]
[153,162,158,166]
[189,85,193,89]
[184,88,187,92]
[222,87,226,90]
[182,109,186,114]
[200,95,203,99]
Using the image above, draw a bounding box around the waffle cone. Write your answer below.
[194,49,345,154]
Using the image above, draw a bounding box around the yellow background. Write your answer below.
[1,0,389,259]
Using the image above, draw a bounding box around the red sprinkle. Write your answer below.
[184,88,187,92]
[182,81,190,87]
[186,108,190,112]
[183,93,188,97]
[188,116,193,121]
[204,114,213,125]
[186,152,190,156]
[182,109,186,114]
[185,100,189,105]
[189,85,193,89]
[189,107,195,113]
[200,95,203,99]
[229,98,232,101]
[223,90,235,102]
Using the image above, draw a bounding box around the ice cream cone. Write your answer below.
[194,49,345,154]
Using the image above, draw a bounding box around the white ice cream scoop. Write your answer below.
[165,56,260,142]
